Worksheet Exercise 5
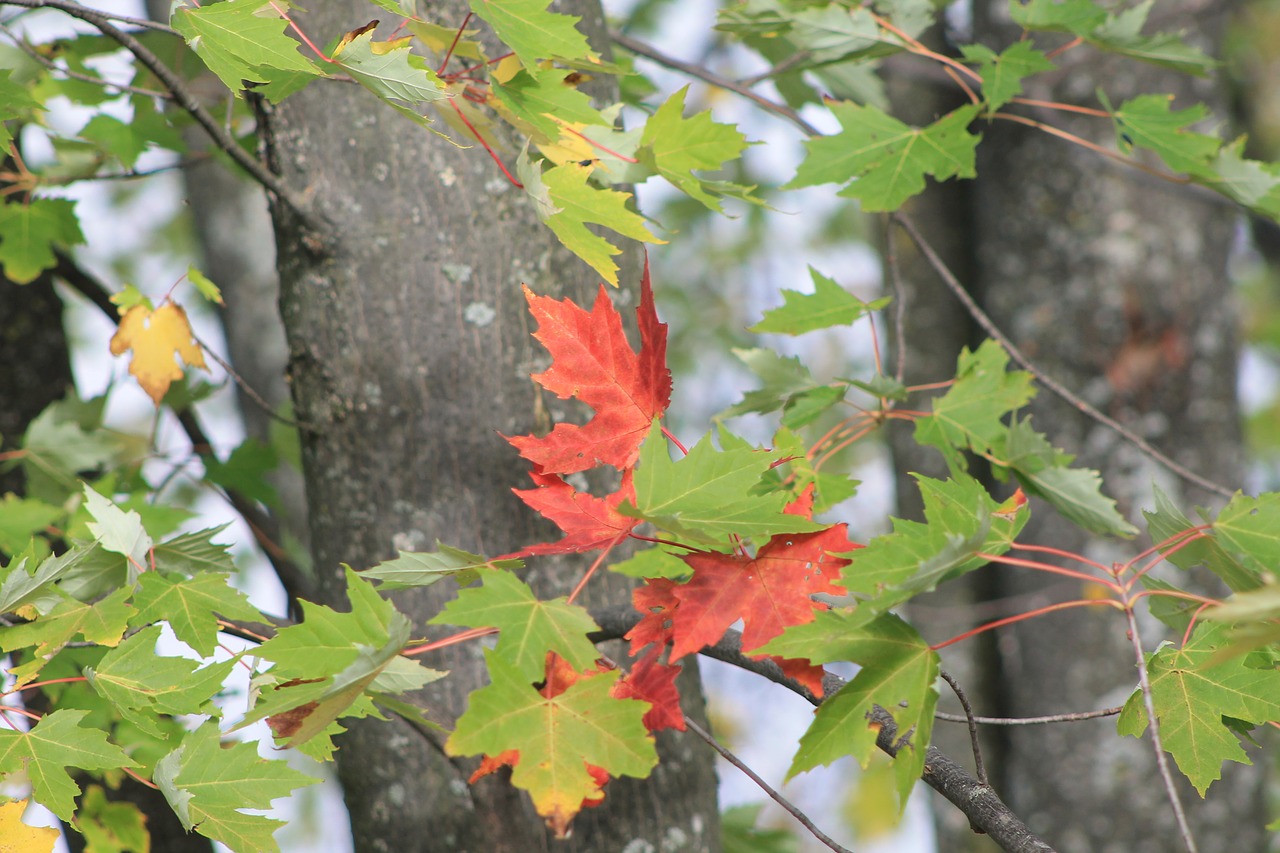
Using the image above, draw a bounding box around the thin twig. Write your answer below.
[608,29,821,137]
[50,249,313,610]
[940,670,986,785]
[1123,605,1199,853]
[586,606,1056,853]
[192,333,310,431]
[684,717,855,853]
[0,22,172,99]
[738,50,812,86]
[882,213,908,385]
[936,705,1123,726]
[0,0,316,224]
[890,210,1233,499]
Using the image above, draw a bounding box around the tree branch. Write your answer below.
[0,0,315,224]
[51,249,314,609]
[890,210,1234,500]
[608,29,821,137]
[588,607,1057,853]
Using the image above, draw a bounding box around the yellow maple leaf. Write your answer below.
[109,301,207,405]
[0,800,59,853]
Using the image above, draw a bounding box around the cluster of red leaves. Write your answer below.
[627,487,859,697]
[496,262,860,830]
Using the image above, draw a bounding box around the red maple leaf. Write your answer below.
[507,260,671,474]
[668,524,858,661]
[627,577,681,655]
[504,469,639,559]
[613,648,686,733]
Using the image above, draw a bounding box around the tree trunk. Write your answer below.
[264,4,720,851]
[914,3,1267,850]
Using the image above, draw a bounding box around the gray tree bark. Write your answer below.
[264,4,720,851]
[888,3,1267,851]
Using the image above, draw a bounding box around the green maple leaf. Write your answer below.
[1102,92,1219,177]
[840,474,1027,610]
[82,484,151,573]
[1087,1,1214,75]
[172,0,320,97]
[787,102,980,211]
[332,30,447,105]
[203,439,281,509]
[0,710,137,822]
[722,348,847,429]
[1010,0,1107,33]
[0,543,101,615]
[79,115,150,169]
[0,494,60,553]
[0,587,132,666]
[469,0,596,69]
[446,651,656,834]
[914,340,1034,469]
[21,406,116,503]
[155,724,319,852]
[759,611,938,804]
[362,543,521,590]
[0,70,44,151]
[85,625,235,736]
[1143,487,1258,593]
[149,525,238,575]
[130,571,265,656]
[621,422,823,547]
[432,568,599,680]
[995,418,1137,537]
[538,161,661,286]
[750,267,890,335]
[1117,624,1280,794]
[247,568,439,745]
[1202,140,1280,217]
[1212,492,1280,585]
[494,69,607,142]
[0,198,85,284]
[639,86,755,212]
[960,42,1054,111]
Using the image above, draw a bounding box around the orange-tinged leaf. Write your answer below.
[447,651,656,837]
[507,261,671,473]
[627,577,680,654]
[109,302,208,405]
[507,469,638,557]
[668,523,858,661]
[613,649,685,732]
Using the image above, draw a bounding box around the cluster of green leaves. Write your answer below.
[4,0,1280,850]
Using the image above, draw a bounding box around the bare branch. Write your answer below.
[608,29,821,137]
[588,606,1057,853]
[890,210,1234,499]
[50,249,314,610]
[0,0,316,224]
[941,670,987,785]
[684,717,855,853]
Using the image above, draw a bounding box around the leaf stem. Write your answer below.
[932,598,1121,651]
[891,211,1233,499]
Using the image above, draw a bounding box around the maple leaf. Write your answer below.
[448,650,656,837]
[109,301,209,405]
[432,568,601,680]
[507,261,671,473]
[613,648,686,732]
[0,800,58,853]
[627,577,681,655]
[667,524,855,661]
[507,469,639,557]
